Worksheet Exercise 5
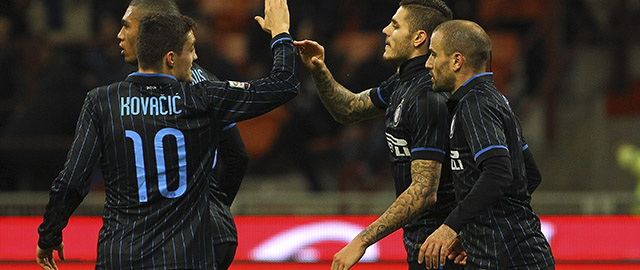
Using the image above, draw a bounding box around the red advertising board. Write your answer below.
[2,215,639,264]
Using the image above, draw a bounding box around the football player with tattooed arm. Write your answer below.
[295,1,465,269]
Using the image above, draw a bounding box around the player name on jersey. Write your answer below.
[120,95,182,116]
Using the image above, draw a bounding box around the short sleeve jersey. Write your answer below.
[369,55,457,261]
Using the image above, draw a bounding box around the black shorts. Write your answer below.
[214,242,238,270]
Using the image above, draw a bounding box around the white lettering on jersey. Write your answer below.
[450,150,464,171]
[120,95,182,116]
[385,132,410,157]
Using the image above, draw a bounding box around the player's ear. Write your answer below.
[413,30,428,48]
[165,51,176,68]
[451,52,463,72]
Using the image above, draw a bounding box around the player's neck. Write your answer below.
[452,69,484,94]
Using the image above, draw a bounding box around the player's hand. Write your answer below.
[331,238,367,270]
[418,224,457,269]
[293,40,326,71]
[36,242,65,270]
[447,238,467,265]
[254,0,290,38]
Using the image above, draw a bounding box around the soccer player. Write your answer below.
[295,1,463,269]
[117,1,248,268]
[419,20,555,269]
[35,0,297,269]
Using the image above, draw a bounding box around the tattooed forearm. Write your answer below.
[310,66,383,124]
[357,160,442,246]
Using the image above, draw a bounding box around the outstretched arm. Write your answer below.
[331,160,441,270]
[294,40,384,124]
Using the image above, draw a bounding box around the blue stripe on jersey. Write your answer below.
[461,72,493,87]
[376,87,388,106]
[128,72,178,81]
[223,123,236,131]
[411,147,446,155]
[522,144,529,151]
[212,149,218,168]
[463,97,484,149]
[271,37,292,49]
[474,145,508,161]
[474,95,493,151]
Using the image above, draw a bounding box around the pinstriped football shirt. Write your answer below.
[370,55,457,263]
[191,63,241,245]
[444,73,554,269]
[38,33,298,269]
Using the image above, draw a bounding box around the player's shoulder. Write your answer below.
[94,80,130,93]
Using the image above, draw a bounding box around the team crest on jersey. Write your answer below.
[229,81,251,89]
[393,99,404,127]
[449,114,456,139]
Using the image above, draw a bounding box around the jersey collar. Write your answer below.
[125,72,180,85]
[398,55,429,81]
[447,72,494,109]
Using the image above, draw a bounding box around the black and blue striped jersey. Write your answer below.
[207,123,245,245]
[37,33,298,269]
[369,55,457,263]
[191,63,246,246]
[444,73,554,269]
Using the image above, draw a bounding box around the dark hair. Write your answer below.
[136,14,196,71]
[434,20,492,70]
[399,0,452,35]
[129,0,180,18]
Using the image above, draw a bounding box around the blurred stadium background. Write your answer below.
[1,0,640,269]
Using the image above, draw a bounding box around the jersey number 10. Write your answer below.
[126,128,187,203]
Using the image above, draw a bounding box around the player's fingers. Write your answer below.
[418,244,426,264]
[439,245,448,267]
[311,56,324,66]
[424,243,434,268]
[42,255,54,270]
[35,256,48,270]
[429,244,441,269]
[254,16,265,29]
[57,248,65,261]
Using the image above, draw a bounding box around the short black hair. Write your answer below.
[399,0,452,35]
[129,0,180,18]
[136,14,196,71]
[434,20,492,70]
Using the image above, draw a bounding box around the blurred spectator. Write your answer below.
[616,143,640,215]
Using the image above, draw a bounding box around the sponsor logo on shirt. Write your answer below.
[229,81,251,90]
[450,150,464,170]
[385,132,410,157]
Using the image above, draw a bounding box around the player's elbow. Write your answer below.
[425,193,437,207]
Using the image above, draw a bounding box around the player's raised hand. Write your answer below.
[293,40,326,71]
[36,242,65,270]
[254,0,290,38]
